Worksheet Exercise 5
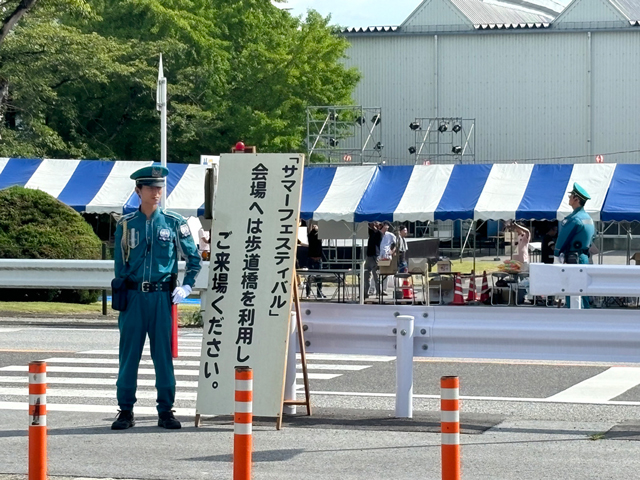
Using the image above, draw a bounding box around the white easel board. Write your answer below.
[196,153,304,417]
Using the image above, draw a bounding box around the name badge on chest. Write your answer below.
[158,228,172,242]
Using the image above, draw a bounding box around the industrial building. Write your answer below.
[337,0,640,166]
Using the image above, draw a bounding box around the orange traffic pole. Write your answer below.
[29,361,47,480]
[441,376,461,480]
[171,304,178,358]
[234,366,253,480]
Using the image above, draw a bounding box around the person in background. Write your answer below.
[554,183,595,309]
[506,221,530,264]
[397,225,409,273]
[307,222,325,298]
[364,221,382,299]
[378,222,396,295]
[197,227,210,261]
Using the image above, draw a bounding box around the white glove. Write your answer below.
[172,285,192,304]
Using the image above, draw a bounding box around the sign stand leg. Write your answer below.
[279,280,312,429]
[194,413,201,427]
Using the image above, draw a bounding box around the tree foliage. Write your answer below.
[0,186,102,303]
[0,0,360,161]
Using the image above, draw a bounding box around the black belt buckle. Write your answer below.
[141,281,151,292]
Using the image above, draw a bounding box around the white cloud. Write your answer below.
[273,0,420,27]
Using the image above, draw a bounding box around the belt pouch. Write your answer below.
[111,278,128,311]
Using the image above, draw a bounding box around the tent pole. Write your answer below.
[626,223,631,266]
[473,220,477,273]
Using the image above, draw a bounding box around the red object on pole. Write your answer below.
[235,141,246,152]
[450,273,466,305]
[29,361,47,480]
[171,304,178,358]
[234,366,253,480]
[441,376,461,480]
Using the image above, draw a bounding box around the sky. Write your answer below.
[273,0,422,28]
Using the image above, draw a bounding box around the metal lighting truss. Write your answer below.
[411,117,475,164]
[306,106,383,165]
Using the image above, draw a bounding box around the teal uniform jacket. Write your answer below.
[114,208,201,413]
[554,206,595,309]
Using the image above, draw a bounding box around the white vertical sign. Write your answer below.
[196,153,304,417]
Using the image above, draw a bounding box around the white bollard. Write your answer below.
[283,312,297,415]
[570,296,582,309]
[395,314,415,418]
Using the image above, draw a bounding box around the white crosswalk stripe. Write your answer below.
[0,335,383,414]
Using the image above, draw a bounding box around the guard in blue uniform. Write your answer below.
[554,182,595,309]
[111,165,201,430]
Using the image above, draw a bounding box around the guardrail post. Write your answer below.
[570,296,582,309]
[395,314,415,418]
[284,312,297,415]
[29,361,47,480]
[441,376,461,480]
[234,366,253,480]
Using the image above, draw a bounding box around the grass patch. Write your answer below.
[588,432,606,441]
[449,259,503,274]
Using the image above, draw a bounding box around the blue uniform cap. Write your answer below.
[569,182,590,202]
[130,165,169,187]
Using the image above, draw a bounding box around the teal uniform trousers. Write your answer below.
[114,208,201,413]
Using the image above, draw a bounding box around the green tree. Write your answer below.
[0,0,360,161]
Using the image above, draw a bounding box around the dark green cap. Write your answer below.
[569,182,591,202]
[130,165,168,187]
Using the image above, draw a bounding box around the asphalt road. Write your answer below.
[2,324,640,479]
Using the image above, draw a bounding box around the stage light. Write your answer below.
[329,138,339,147]
[452,146,462,154]
[355,116,365,126]
[438,122,448,133]
[371,114,381,126]
[408,146,416,154]
[409,121,420,130]
[374,141,384,151]
[452,123,462,133]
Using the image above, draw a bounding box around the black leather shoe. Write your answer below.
[111,410,135,430]
[158,410,181,429]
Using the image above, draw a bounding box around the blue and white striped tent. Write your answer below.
[1,159,639,222]
[0,158,208,217]
[302,163,640,223]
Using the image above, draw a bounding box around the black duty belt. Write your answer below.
[125,280,172,293]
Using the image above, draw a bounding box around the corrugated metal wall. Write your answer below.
[342,30,640,165]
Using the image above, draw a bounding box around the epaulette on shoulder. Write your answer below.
[117,212,137,224]
[163,210,185,223]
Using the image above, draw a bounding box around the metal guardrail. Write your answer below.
[529,263,640,297]
[0,259,210,291]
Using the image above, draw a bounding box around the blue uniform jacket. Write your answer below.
[114,208,202,287]
[554,206,595,257]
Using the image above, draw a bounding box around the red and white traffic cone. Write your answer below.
[450,273,466,305]
[480,271,490,303]
[466,271,478,303]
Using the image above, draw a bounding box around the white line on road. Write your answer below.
[296,353,395,362]
[42,358,368,371]
[80,350,201,357]
[0,365,339,380]
[0,375,199,388]
[547,367,640,403]
[0,387,197,400]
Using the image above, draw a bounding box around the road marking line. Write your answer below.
[0,375,199,388]
[42,358,367,372]
[0,387,197,400]
[0,349,76,353]
[0,401,195,416]
[80,350,201,357]
[0,365,338,380]
[547,367,640,402]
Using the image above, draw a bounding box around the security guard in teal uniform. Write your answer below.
[554,182,595,309]
[111,165,201,430]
